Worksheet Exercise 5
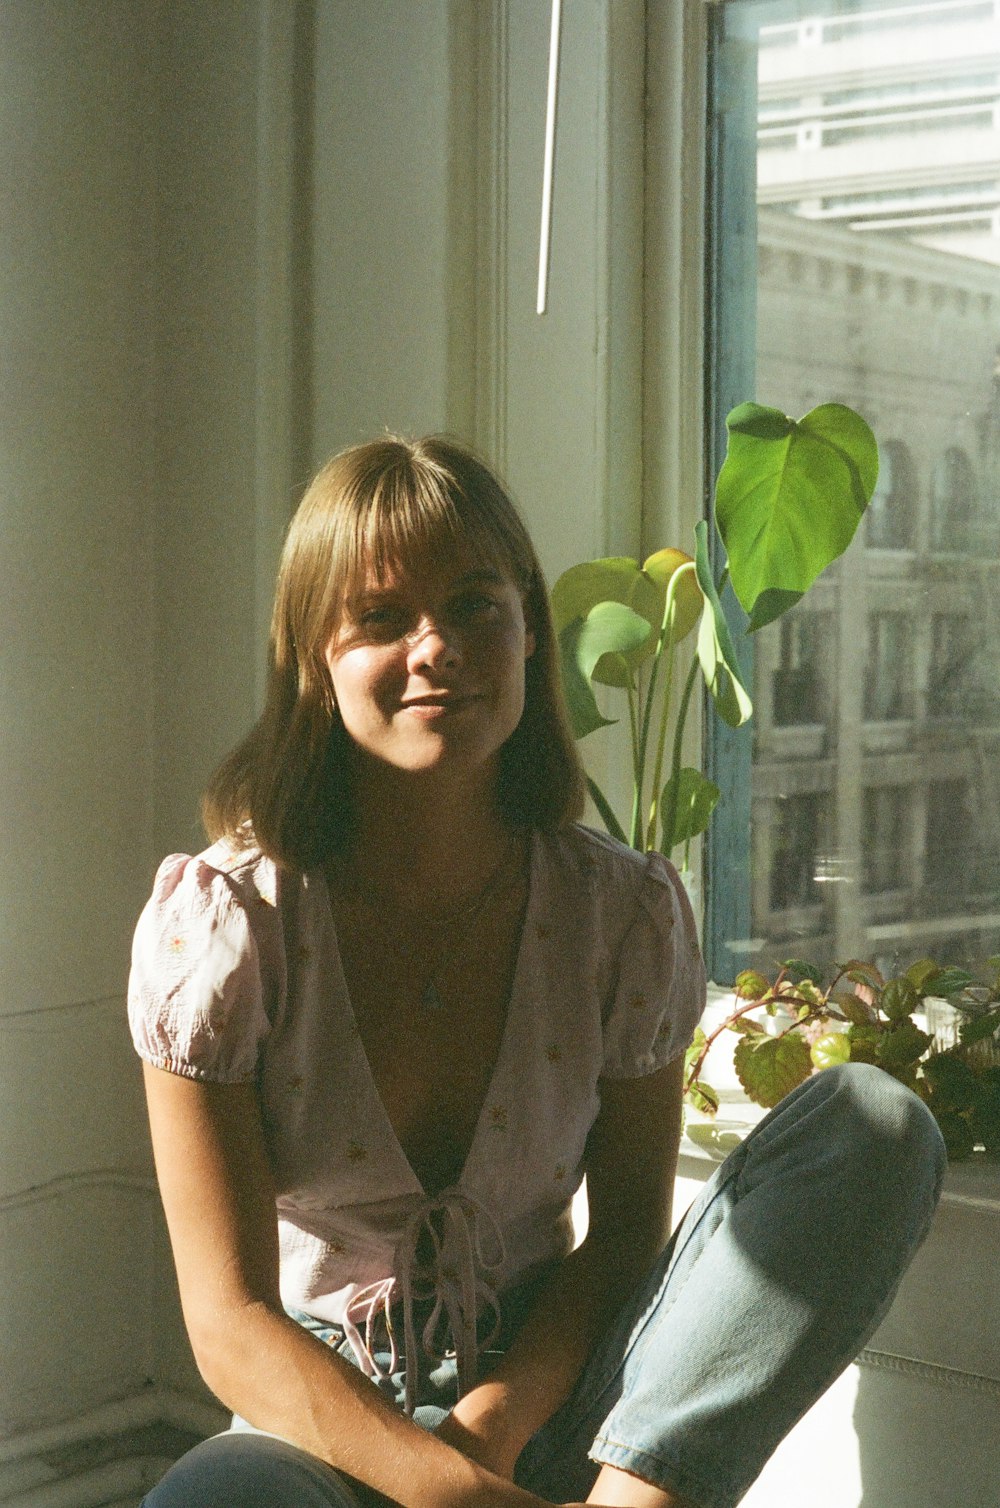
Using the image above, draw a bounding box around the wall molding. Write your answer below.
[474,0,510,473]
[253,0,309,703]
[0,1170,155,1216]
[0,1387,226,1508]
[859,1346,1000,1396]
[0,1388,224,1469]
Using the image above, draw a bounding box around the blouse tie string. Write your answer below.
[340,1190,506,1416]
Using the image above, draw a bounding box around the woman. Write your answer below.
[129,435,944,1508]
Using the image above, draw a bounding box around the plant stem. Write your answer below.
[627,678,643,848]
[659,652,701,861]
[684,993,780,1091]
[586,776,628,845]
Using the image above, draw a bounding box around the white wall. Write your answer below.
[0,0,165,1437]
[1,0,271,1444]
[0,0,705,1471]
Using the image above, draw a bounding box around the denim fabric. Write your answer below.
[141,1064,945,1508]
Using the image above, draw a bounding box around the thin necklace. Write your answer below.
[334,833,525,1010]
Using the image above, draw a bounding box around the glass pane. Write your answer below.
[715,0,1000,978]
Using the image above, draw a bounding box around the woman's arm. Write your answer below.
[437,1053,686,1479]
[142,1063,549,1508]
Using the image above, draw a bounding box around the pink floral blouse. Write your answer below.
[127,823,705,1410]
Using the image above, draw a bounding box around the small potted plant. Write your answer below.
[550,402,879,877]
[684,957,1000,1161]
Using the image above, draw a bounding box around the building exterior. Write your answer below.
[746,0,1000,972]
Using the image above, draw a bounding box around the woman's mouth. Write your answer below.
[400,694,477,718]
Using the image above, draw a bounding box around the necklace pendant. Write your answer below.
[421,980,445,1010]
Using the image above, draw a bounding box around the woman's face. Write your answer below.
[324,544,536,784]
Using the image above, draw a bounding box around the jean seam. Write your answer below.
[590,1433,738,1508]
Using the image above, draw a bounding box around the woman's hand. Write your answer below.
[435,1381,522,1480]
[439,1056,686,1487]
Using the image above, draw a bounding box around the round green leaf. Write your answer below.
[641,549,702,645]
[550,558,659,686]
[715,402,878,620]
[557,603,651,739]
[659,767,721,850]
[733,1033,812,1109]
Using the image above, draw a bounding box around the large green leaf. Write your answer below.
[733,1033,812,1109]
[558,603,651,739]
[693,521,753,728]
[550,558,659,686]
[659,767,721,851]
[715,402,878,622]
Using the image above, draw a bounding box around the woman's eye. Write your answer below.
[359,606,404,630]
[453,592,499,621]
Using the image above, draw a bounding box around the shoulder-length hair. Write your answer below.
[203,434,586,870]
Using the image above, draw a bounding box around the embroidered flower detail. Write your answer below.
[545,1044,563,1063]
[554,1163,566,1181]
[287,1075,305,1094]
[630,991,648,1011]
[346,1139,367,1162]
[167,934,186,954]
[490,1105,508,1130]
[536,922,552,940]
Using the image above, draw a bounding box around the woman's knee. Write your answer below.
[142,1431,363,1508]
[797,1061,946,1201]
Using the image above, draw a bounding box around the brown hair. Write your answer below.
[202,435,585,869]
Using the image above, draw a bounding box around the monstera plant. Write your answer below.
[551,402,879,866]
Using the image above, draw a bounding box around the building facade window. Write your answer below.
[865,440,916,550]
[769,793,826,911]
[862,784,908,894]
[864,612,913,722]
[931,446,979,552]
[773,610,828,726]
[707,0,1000,980]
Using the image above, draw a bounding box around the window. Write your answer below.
[931,446,979,552]
[926,778,971,893]
[862,785,908,894]
[706,0,1000,981]
[865,440,916,550]
[769,793,827,911]
[773,611,828,726]
[865,613,912,722]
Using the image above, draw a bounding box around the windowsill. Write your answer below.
[685,984,1000,1208]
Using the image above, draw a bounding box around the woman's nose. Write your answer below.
[405,617,462,671]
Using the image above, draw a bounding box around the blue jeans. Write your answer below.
[141,1064,945,1508]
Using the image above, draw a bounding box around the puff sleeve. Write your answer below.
[127,853,273,1083]
[601,851,706,1079]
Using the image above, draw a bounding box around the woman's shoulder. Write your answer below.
[146,836,284,915]
[539,822,678,897]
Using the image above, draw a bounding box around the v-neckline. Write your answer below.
[319,830,538,1199]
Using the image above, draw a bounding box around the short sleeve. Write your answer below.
[601,852,706,1079]
[127,853,272,1083]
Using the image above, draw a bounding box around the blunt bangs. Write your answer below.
[317,440,535,650]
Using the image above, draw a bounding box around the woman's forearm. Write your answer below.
[195,1298,548,1508]
[440,1230,659,1480]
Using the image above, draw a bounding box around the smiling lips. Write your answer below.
[400,693,478,716]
